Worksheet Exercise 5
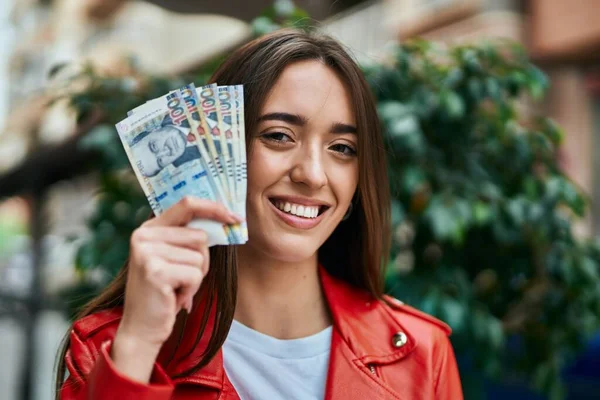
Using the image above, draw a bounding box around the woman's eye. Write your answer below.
[330,143,357,157]
[262,132,292,143]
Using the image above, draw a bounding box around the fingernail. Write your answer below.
[187,299,193,314]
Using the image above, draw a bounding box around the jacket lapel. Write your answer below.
[324,328,405,400]
[320,267,416,400]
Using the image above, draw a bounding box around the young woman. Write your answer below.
[56,29,463,400]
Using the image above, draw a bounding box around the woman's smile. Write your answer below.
[267,195,331,229]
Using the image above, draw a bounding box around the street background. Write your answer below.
[1,1,599,399]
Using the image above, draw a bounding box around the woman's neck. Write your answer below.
[234,246,332,339]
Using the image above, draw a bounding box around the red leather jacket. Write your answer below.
[60,267,463,399]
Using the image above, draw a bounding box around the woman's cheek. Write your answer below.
[329,160,359,198]
[250,147,288,181]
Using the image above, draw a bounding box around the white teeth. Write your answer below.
[273,200,320,219]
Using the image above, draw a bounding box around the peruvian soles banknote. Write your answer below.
[115,83,247,247]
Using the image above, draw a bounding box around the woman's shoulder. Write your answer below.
[369,296,462,398]
[321,268,452,344]
[62,307,124,380]
[72,307,124,341]
[375,295,456,370]
[380,294,452,337]
[68,308,124,356]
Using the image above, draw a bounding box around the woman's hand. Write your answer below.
[111,197,241,383]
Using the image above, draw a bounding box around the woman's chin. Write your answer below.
[245,233,322,264]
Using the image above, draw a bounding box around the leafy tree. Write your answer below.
[60,4,600,399]
[367,40,600,399]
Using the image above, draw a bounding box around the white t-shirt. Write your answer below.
[222,320,333,400]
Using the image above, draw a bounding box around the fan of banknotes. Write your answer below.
[115,83,247,246]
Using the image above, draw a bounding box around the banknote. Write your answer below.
[116,91,235,246]
[196,84,235,200]
[178,83,244,243]
[131,85,234,204]
[217,86,239,206]
[120,82,248,245]
[179,84,229,208]
[230,85,248,240]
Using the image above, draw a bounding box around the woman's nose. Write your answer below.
[290,145,328,189]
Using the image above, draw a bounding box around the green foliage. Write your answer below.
[368,40,600,399]
[251,0,312,36]
[58,3,600,399]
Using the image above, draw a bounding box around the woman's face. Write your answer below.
[245,60,359,262]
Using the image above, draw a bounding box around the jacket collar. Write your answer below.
[319,266,416,366]
[159,265,417,395]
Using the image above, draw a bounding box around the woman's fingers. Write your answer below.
[134,226,208,250]
[199,244,210,277]
[162,264,205,313]
[147,242,205,267]
[148,196,242,227]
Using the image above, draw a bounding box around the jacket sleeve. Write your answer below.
[433,333,463,400]
[59,330,175,400]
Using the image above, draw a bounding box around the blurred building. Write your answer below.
[526,0,600,235]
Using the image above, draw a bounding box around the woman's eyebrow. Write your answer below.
[258,112,357,134]
[330,122,357,134]
[257,112,307,126]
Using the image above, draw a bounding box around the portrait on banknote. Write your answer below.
[129,118,201,177]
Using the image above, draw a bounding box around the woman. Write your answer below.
[56,29,463,400]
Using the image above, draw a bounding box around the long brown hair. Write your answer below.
[55,28,390,394]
